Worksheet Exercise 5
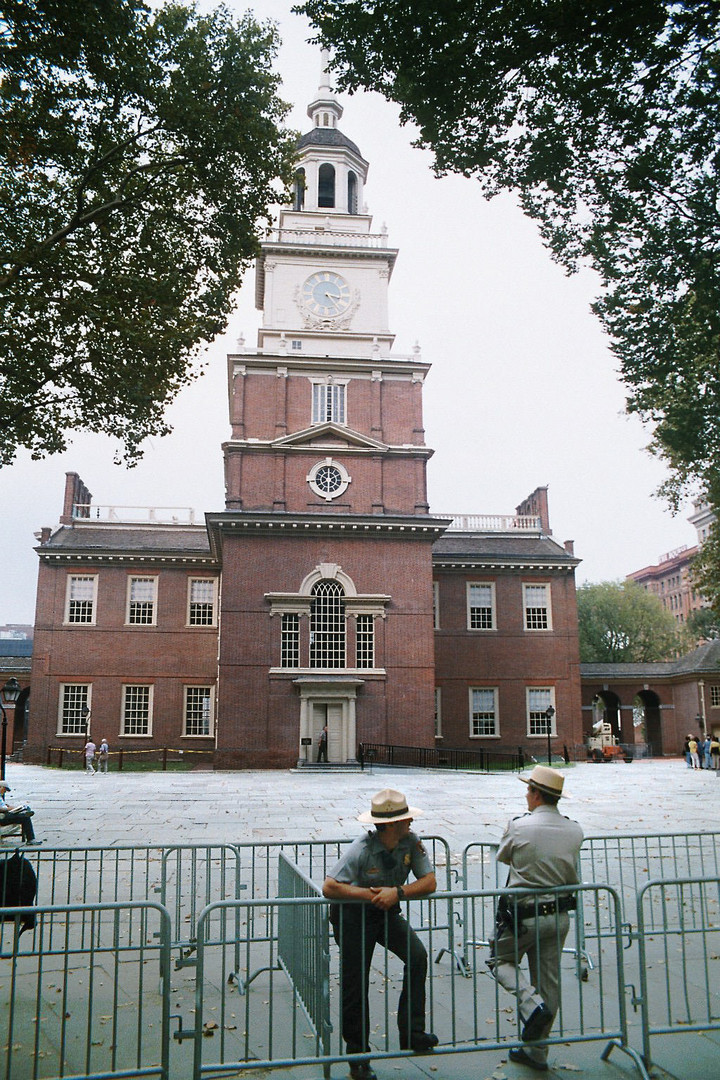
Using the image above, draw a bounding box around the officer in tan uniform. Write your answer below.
[489,765,583,1072]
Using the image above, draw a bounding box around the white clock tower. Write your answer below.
[209,60,448,769]
[257,56,395,356]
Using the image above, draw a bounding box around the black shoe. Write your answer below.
[521,1003,552,1042]
[349,1062,377,1080]
[399,1031,438,1053]
[509,1047,549,1072]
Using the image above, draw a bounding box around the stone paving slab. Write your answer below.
[1,758,719,1079]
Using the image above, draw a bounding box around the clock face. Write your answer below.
[301,271,351,318]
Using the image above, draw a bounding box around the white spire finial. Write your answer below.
[319,48,331,93]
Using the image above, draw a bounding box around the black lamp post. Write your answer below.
[0,677,21,781]
[544,705,556,765]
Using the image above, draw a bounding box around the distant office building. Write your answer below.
[627,499,714,625]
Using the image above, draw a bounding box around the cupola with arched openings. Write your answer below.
[293,51,369,215]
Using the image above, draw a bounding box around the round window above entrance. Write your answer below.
[307,458,351,501]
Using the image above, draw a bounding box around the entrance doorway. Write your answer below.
[294,677,363,766]
[311,702,343,762]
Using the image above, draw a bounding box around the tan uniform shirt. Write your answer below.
[497,804,584,894]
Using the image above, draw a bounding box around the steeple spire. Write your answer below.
[307,49,343,128]
[319,48,332,95]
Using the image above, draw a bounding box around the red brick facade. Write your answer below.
[22,82,585,769]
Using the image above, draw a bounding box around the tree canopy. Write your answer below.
[299,0,720,575]
[577,580,683,662]
[1,0,296,465]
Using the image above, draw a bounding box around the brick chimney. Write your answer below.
[60,472,93,525]
[516,485,551,535]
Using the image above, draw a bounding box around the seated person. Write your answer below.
[0,781,40,845]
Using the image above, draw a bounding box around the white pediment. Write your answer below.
[272,423,388,452]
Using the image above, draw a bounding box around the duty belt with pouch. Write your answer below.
[496,891,577,935]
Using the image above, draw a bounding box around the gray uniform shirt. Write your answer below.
[329,830,432,889]
[497,805,584,893]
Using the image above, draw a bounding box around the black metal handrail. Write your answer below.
[358,742,522,773]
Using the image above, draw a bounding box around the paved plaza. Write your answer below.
[2,757,719,1080]
[4,755,717,851]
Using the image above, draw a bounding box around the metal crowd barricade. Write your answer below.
[223,835,452,990]
[0,843,246,973]
[579,831,720,937]
[457,841,501,970]
[631,875,720,1071]
[186,882,649,1080]
[277,853,332,1078]
[0,900,172,1080]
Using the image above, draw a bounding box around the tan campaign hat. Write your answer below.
[358,788,423,824]
[519,765,566,798]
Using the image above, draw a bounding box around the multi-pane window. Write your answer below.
[433,582,440,629]
[127,577,157,625]
[527,687,555,736]
[434,688,442,739]
[312,382,346,425]
[184,686,213,737]
[523,583,551,630]
[470,688,498,737]
[188,578,216,626]
[66,575,97,624]
[711,685,720,708]
[59,684,90,735]
[468,583,495,630]
[122,685,152,736]
[356,614,374,668]
[310,580,345,668]
[281,613,300,668]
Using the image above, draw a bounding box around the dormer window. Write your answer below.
[318,163,335,208]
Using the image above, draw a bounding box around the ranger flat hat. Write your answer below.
[519,765,566,798]
[358,788,423,824]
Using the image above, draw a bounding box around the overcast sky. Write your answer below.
[0,1,698,627]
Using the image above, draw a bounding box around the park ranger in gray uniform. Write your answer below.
[489,765,584,1072]
[323,789,438,1080]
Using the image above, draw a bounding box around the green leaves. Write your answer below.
[577,580,684,663]
[299,0,720,537]
[0,0,295,465]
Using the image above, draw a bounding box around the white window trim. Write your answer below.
[467,581,496,631]
[120,683,154,738]
[526,686,557,738]
[64,574,98,626]
[186,577,217,627]
[310,378,348,425]
[469,686,500,739]
[183,685,215,738]
[56,683,92,736]
[522,581,553,631]
[125,575,158,627]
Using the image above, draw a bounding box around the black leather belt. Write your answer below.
[515,896,577,919]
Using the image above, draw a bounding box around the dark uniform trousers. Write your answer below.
[331,903,428,1054]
